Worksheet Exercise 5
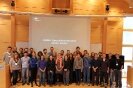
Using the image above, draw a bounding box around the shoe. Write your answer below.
[22,83,25,85]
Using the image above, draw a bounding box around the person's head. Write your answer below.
[50,47,54,52]
[19,48,23,53]
[37,51,43,57]
[83,50,88,55]
[7,46,12,53]
[98,52,102,56]
[115,54,120,59]
[14,51,19,59]
[30,48,34,52]
[24,51,28,57]
[77,53,81,59]
[13,47,17,51]
[91,52,95,57]
[102,53,106,59]
[109,53,112,58]
[70,53,73,58]
[76,46,80,52]
[32,51,36,57]
[94,53,98,60]
[24,48,28,52]
[67,50,70,54]
[84,53,89,57]
[49,55,53,61]
[64,55,68,61]
[43,48,47,54]
[40,55,44,60]
[57,53,61,58]
[60,50,64,55]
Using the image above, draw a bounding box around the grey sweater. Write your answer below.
[3,52,13,65]
[74,57,83,72]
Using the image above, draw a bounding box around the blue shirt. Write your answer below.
[38,60,47,70]
[83,56,91,68]
[29,57,38,68]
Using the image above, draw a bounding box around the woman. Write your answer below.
[55,53,63,85]
[83,53,91,86]
[47,55,55,86]
[73,53,83,85]
[9,52,21,86]
[37,51,43,60]
[38,55,47,87]
[69,53,74,83]
[29,51,38,87]
[63,55,70,86]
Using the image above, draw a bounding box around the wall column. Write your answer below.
[11,14,16,47]
[102,17,107,53]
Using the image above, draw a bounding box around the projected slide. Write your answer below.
[29,15,90,52]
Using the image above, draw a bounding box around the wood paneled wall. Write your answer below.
[0,0,133,58]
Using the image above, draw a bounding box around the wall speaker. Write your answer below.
[106,4,110,12]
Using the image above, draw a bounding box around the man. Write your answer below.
[21,52,30,85]
[114,54,123,88]
[73,54,83,85]
[48,47,57,59]
[74,46,82,57]
[3,46,13,64]
[100,53,109,87]
[43,49,49,61]
[91,53,101,86]
[83,53,91,86]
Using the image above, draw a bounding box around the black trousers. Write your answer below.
[100,71,108,85]
[69,69,73,83]
[114,70,122,87]
[12,70,19,85]
[75,69,81,83]
[92,69,99,85]
[30,67,37,85]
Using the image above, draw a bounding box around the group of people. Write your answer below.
[2,46,124,88]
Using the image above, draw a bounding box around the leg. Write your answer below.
[22,68,26,84]
[96,69,99,85]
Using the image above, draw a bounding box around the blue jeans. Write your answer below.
[22,68,29,84]
[83,67,90,83]
[48,71,54,84]
[63,70,69,84]
[75,69,81,83]
[39,70,46,85]
[12,70,19,85]
[114,70,122,87]
[110,69,115,86]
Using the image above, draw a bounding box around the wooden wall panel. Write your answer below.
[16,15,29,42]
[106,18,123,54]
[52,0,70,8]
[0,0,11,11]
[15,0,51,13]
[73,0,105,15]
[0,15,11,59]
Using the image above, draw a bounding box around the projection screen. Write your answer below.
[29,15,90,52]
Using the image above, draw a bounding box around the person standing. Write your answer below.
[48,47,57,59]
[114,54,123,88]
[29,51,38,87]
[73,54,83,85]
[83,53,91,86]
[43,49,49,61]
[9,52,21,86]
[38,55,47,87]
[47,55,55,86]
[21,51,30,85]
[3,46,13,64]
[63,55,70,86]
[100,53,109,87]
[91,53,101,86]
[55,53,63,85]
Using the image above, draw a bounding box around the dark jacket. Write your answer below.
[47,59,55,71]
[63,59,70,70]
